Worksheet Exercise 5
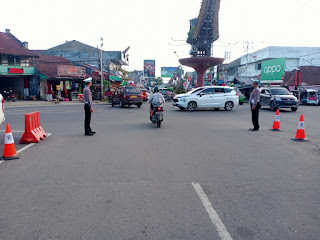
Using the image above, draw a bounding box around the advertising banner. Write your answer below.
[161,67,177,78]
[260,58,286,83]
[144,60,155,78]
[58,65,86,77]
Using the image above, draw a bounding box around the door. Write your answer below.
[197,88,214,107]
[212,88,227,107]
[260,89,266,105]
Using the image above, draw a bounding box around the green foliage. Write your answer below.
[155,77,163,86]
[103,80,111,87]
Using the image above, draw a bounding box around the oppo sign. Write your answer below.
[264,65,282,75]
[261,58,286,83]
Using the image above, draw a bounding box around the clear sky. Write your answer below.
[1,0,320,76]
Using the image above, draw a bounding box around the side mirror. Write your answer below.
[199,92,204,97]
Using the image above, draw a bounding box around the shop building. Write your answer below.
[0,29,39,99]
[34,53,86,101]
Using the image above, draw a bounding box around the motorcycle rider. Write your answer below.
[148,86,165,118]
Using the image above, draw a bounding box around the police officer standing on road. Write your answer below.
[83,78,95,136]
[249,81,261,131]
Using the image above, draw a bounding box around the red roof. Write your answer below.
[284,66,320,86]
[34,54,73,78]
[0,32,38,57]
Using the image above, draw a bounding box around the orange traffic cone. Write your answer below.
[292,115,309,142]
[2,123,19,160]
[270,109,281,131]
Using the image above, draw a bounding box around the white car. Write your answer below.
[0,94,5,125]
[173,86,239,111]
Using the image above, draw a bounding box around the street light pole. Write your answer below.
[100,37,104,101]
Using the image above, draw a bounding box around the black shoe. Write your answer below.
[85,133,94,136]
[249,128,259,131]
[90,131,96,134]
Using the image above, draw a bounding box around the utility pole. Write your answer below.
[243,41,253,76]
[100,37,104,101]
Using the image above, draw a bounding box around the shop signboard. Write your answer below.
[58,65,86,77]
[260,58,286,83]
[161,67,177,78]
[56,85,61,91]
[8,68,24,74]
[144,60,155,78]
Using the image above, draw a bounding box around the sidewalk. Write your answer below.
[4,100,109,108]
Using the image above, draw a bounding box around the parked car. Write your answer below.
[301,89,319,105]
[173,86,239,111]
[0,93,5,125]
[235,88,245,105]
[260,87,299,111]
[111,86,143,108]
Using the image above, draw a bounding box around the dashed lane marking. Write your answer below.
[192,182,233,240]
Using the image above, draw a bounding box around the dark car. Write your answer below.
[260,87,299,111]
[111,86,143,108]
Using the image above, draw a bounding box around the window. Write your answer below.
[257,63,262,70]
[125,87,140,94]
[214,88,225,94]
[200,88,214,95]
[8,55,14,65]
[15,56,21,65]
[261,89,265,94]
[225,88,232,93]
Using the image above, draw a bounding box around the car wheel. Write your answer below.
[224,101,234,111]
[187,102,197,111]
[270,101,277,111]
[137,103,142,108]
[291,107,298,112]
[179,107,185,111]
[120,101,124,108]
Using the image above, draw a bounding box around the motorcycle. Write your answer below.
[3,90,16,102]
[149,105,164,128]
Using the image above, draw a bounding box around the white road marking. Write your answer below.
[192,182,233,240]
[0,161,4,164]
[0,130,25,133]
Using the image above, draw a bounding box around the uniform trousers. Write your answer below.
[84,104,92,134]
[251,102,261,130]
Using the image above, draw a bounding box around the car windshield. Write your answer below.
[125,87,140,94]
[270,88,290,95]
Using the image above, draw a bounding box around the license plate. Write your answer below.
[131,96,137,98]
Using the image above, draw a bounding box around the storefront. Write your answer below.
[0,65,36,99]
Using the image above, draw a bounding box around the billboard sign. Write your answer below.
[58,65,86,77]
[260,58,286,83]
[161,67,177,78]
[144,60,155,78]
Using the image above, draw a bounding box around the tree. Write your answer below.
[155,77,163,86]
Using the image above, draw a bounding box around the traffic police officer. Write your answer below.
[249,81,261,131]
[83,78,95,136]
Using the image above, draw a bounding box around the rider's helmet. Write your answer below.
[154,86,159,92]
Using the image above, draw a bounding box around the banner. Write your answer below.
[58,65,86,77]
[144,60,155,78]
[260,58,286,83]
[161,67,177,78]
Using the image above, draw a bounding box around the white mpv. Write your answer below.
[173,86,239,111]
[0,94,5,125]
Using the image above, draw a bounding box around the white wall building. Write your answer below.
[226,46,320,83]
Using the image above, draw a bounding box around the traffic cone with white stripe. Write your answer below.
[270,109,281,131]
[2,123,19,160]
[292,115,309,142]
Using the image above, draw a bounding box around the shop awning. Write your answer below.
[109,75,122,81]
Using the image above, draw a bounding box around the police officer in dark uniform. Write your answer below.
[83,78,95,136]
[249,81,261,131]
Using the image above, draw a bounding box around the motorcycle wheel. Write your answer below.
[157,119,161,128]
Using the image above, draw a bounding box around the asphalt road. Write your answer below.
[0,102,319,240]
